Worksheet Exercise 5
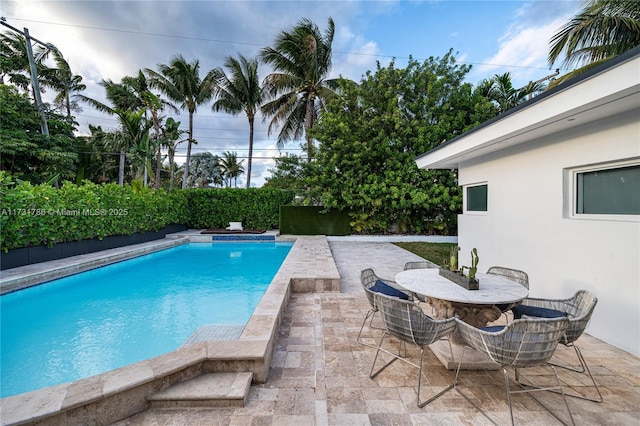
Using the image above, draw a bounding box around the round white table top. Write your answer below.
[395,268,529,305]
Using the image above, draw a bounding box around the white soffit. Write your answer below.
[416,55,640,170]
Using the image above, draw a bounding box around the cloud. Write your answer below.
[469,0,581,87]
[333,25,380,80]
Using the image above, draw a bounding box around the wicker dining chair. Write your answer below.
[357,268,413,347]
[487,266,529,322]
[454,316,574,426]
[512,289,602,402]
[403,260,439,270]
[370,292,457,407]
[403,261,438,303]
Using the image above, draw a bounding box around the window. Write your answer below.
[466,184,488,212]
[575,163,640,215]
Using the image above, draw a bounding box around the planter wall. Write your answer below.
[0,224,187,271]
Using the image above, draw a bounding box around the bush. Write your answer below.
[0,178,294,251]
[0,178,188,251]
[185,188,295,230]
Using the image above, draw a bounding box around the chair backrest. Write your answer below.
[374,292,456,347]
[403,260,438,270]
[361,268,380,310]
[563,290,598,344]
[457,317,569,368]
[487,266,529,289]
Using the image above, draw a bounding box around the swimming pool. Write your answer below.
[0,241,293,397]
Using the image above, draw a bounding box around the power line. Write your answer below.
[7,16,564,72]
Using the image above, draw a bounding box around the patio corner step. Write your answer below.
[148,372,253,408]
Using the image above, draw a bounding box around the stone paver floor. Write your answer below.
[116,241,640,425]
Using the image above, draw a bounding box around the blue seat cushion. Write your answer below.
[481,325,506,333]
[370,280,410,300]
[512,305,567,320]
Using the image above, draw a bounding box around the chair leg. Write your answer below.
[548,345,603,403]
[513,365,576,426]
[369,332,399,378]
[519,344,603,403]
[357,309,387,347]
[417,347,454,408]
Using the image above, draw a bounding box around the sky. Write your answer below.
[1,0,584,187]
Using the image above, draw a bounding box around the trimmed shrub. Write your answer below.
[185,188,295,230]
[0,180,188,251]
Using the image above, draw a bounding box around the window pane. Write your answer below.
[467,185,487,212]
[577,165,640,214]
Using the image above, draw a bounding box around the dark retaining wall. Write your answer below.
[0,224,187,270]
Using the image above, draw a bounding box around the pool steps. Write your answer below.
[147,372,253,408]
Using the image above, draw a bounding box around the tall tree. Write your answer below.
[145,55,216,189]
[549,0,640,68]
[260,17,343,158]
[0,85,77,184]
[42,49,86,119]
[1,32,35,92]
[159,117,186,190]
[219,151,245,187]
[78,82,151,186]
[308,53,496,235]
[211,54,263,188]
[122,71,178,188]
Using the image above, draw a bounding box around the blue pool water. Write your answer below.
[0,242,292,397]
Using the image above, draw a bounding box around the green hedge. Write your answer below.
[279,206,351,235]
[0,180,188,251]
[0,183,297,251]
[185,188,295,230]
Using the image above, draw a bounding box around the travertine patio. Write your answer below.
[115,240,640,426]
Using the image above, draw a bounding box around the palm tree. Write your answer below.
[475,73,544,114]
[260,17,342,158]
[160,117,186,190]
[123,71,178,188]
[78,83,152,185]
[45,50,86,119]
[219,151,245,187]
[1,32,35,92]
[212,54,263,188]
[549,0,640,69]
[145,55,216,189]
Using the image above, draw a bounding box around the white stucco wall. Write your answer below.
[457,109,640,357]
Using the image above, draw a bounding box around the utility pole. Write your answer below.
[1,17,56,136]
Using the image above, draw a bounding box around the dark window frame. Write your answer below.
[575,164,640,215]
[466,184,488,212]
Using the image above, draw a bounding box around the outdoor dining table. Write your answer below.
[394,268,529,370]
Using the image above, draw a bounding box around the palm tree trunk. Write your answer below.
[181,112,194,189]
[305,95,314,159]
[118,150,125,186]
[155,147,162,189]
[151,110,162,189]
[168,150,175,191]
[246,116,254,188]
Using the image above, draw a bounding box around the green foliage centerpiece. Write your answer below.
[439,247,480,290]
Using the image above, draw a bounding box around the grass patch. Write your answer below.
[393,242,456,267]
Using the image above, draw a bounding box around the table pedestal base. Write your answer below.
[425,298,503,370]
[430,340,500,370]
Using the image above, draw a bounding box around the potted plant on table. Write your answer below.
[439,247,480,290]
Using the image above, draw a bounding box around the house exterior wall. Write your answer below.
[457,109,640,357]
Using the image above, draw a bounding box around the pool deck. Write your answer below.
[1,236,639,425]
